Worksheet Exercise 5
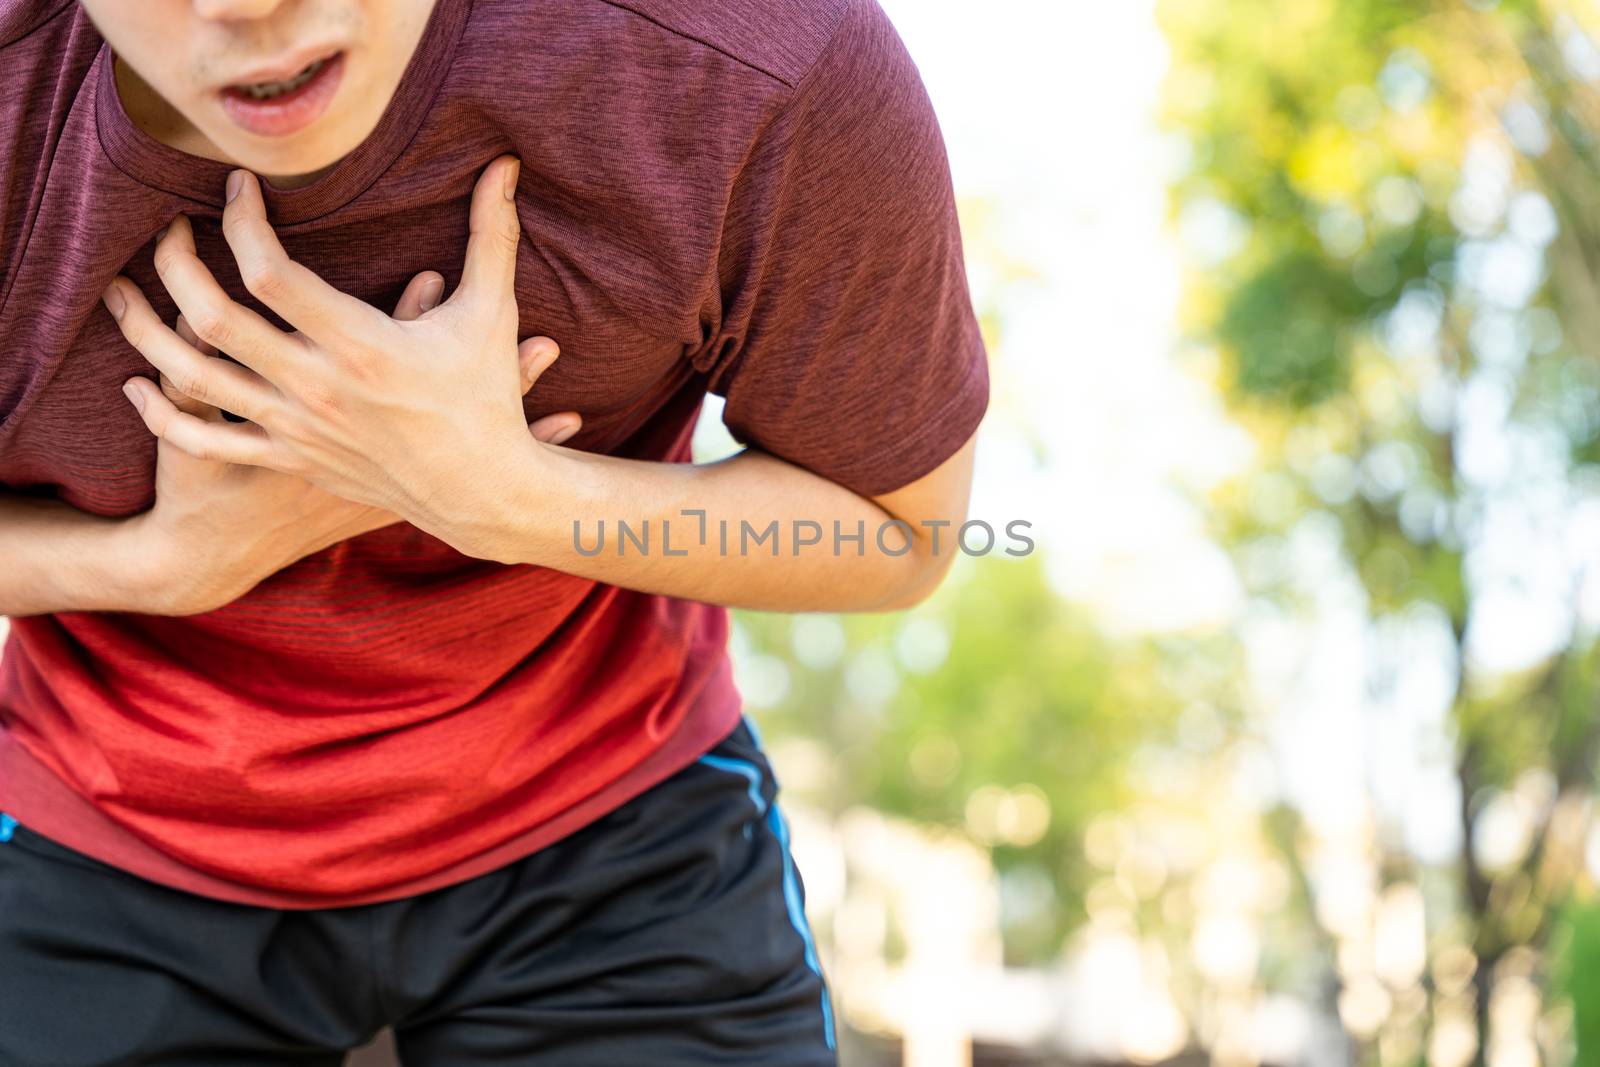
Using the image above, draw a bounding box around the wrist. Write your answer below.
[114,510,246,616]
[88,511,176,614]
[442,439,579,566]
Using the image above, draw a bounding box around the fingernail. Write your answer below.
[226,170,244,204]
[503,159,521,201]
[102,283,126,321]
[122,381,145,414]
[535,338,559,360]
[419,277,444,312]
[549,422,579,445]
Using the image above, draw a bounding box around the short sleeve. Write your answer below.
[691,0,989,499]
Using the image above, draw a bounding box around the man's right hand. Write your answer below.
[129,270,580,617]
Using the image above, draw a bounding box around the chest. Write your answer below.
[0,199,713,516]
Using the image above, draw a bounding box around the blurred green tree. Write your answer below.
[1161,0,1600,1062]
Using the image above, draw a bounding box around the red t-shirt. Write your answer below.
[0,0,989,906]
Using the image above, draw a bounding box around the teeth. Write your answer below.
[239,58,325,100]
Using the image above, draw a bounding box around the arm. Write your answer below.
[483,3,989,613]
[0,493,156,616]
[466,431,978,613]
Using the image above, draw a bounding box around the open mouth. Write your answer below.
[219,51,346,138]
[235,55,332,99]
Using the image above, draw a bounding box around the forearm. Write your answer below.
[463,445,952,613]
[0,494,155,617]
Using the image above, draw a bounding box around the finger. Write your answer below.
[451,156,522,308]
[168,317,223,421]
[154,214,307,380]
[178,315,259,424]
[517,335,560,393]
[392,271,445,322]
[158,370,221,421]
[122,376,284,469]
[221,170,380,342]
[528,411,581,446]
[174,314,219,358]
[104,276,281,424]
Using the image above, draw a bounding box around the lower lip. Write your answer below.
[219,52,345,138]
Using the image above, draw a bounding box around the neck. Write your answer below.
[112,55,334,190]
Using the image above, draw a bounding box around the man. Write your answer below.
[0,0,988,1062]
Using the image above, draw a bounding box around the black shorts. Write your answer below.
[0,717,837,1066]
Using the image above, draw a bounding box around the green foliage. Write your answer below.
[1551,897,1600,1065]
[1163,0,1600,1058]
[1218,251,1364,406]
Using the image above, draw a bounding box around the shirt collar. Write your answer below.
[93,0,471,226]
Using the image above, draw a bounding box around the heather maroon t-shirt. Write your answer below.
[0,0,989,906]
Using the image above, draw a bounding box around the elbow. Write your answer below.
[864,541,959,613]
